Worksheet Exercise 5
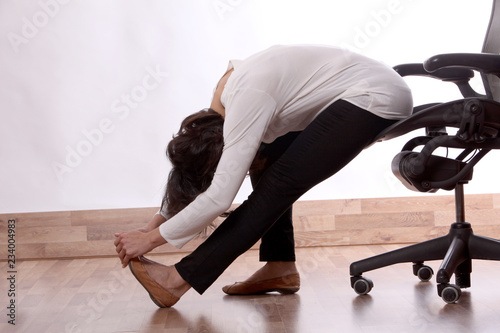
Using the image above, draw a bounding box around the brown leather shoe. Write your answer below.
[128,256,180,307]
[222,273,300,295]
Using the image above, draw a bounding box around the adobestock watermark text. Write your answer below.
[340,0,408,52]
[7,0,73,53]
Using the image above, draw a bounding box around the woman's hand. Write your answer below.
[114,228,166,268]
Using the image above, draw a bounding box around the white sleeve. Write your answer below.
[159,89,277,248]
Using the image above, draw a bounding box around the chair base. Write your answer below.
[349,221,500,303]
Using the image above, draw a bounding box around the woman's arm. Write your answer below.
[141,213,167,232]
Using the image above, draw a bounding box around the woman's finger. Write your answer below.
[122,255,130,268]
[120,248,131,267]
[113,233,124,246]
[120,250,127,267]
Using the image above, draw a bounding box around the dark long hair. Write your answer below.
[161,109,224,219]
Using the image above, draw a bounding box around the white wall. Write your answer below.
[0,0,496,214]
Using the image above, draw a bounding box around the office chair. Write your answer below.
[349,0,500,303]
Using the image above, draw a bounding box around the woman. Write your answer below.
[114,44,413,307]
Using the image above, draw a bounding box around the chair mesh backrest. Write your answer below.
[482,0,500,100]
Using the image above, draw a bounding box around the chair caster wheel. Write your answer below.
[352,276,373,295]
[438,284,461,304]
[415,265,434,282]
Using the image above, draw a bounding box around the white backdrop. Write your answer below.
[0,0,496,214]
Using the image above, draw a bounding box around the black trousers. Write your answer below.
[175,100,398,294]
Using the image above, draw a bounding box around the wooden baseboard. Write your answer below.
[2,193,500,260]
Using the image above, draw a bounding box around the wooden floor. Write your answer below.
[2,245,500,333]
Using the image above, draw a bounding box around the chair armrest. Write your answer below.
[424,53,500,75]
[394,63,474,82]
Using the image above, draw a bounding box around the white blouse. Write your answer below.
[159,44,413,248]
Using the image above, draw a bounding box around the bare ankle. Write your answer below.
[264,261,298,273]
[166,266,191,295]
